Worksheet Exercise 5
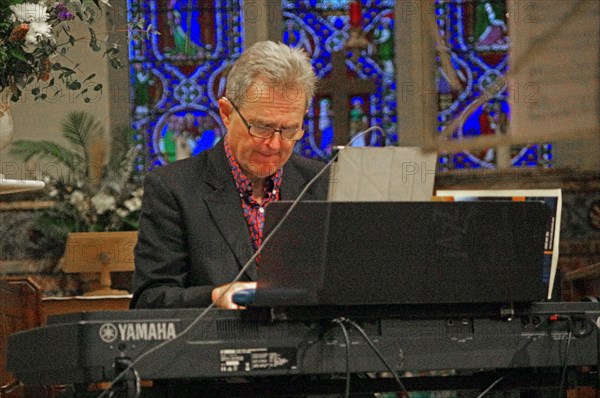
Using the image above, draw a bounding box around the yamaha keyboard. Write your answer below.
[7,302,600,388]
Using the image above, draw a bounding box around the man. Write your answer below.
[131,41,328,309]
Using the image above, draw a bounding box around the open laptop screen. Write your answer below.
[255,201,548,307]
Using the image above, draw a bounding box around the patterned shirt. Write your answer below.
[224,137,283,257]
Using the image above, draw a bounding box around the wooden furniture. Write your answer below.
[563,262,600,301]
[41,295,131,323]
[0,278,42,396]
[62,231,137,296]
[0,279,131,397]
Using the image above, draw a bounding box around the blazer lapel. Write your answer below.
[281,159,319,201]
[203,143,257,281]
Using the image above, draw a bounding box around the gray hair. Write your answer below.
[225,41,316,109]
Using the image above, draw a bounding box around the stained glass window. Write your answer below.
[128,0,243,168]
[282,0,398,161]
[127,0,553,170]
[435,0,553,170]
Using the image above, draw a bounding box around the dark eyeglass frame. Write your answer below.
[224,97,305,141]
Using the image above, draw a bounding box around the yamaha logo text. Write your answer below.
[99,322,177,343]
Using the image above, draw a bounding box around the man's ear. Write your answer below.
[218,97,232,128]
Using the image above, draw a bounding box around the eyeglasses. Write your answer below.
[225,97,305,141]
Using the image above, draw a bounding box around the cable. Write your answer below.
[567,316,599,388]
[557,330,573,398]
[97,126,384,397]
[474,375,505,398]
[343,319,408,395]
[131,366,141,398]
[106,358,141,398]
[332,318,352,398]
[595,318,600,389]
[548,313,600,397]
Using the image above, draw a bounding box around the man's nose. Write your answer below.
[265,131,283,149]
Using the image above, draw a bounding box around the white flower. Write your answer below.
[123,196,142,212]
[116,208,130,218]
[132,187,144,198]
[99,0,112,6]
[25,21,53,45]
[69,190,90,213]
[69,190,86,206]
[91,192,117,215]
[10,3,49,23]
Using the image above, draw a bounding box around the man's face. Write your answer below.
[218,81,306,179]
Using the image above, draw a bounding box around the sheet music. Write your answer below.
[508,0,599,139]
[328,147,437,202]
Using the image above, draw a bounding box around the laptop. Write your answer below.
[250,201,548,307]
[327,146,437,202]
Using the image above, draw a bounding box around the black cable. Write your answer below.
[550,313,600,397]
[557,330,573,398]
[343,319,408,395]
[567,316,599,387]
[106,358,141,398]
[333,318,352,398]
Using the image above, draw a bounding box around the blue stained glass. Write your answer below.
[128,0,244,168]
[282,0,398,161]
[435,0,553,170]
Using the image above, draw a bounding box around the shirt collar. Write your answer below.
[224,136,283,199]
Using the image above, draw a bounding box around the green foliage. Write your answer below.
[10,111,102,182]
[0,0,154,102]
[10,140,85,171]
[9,111,144,252]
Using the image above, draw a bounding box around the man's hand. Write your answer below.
[211,282,257,309]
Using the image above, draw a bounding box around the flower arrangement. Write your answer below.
[9,111,143,254]
[0,0,120,102]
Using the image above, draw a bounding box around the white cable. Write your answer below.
[98,126,384,397]
[474,375,505,398]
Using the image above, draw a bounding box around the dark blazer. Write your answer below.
[131,140,328,308]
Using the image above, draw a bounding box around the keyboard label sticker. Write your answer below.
[219,348,297,372]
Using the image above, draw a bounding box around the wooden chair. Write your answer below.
[0,278,48,398]
[0,277,132,398]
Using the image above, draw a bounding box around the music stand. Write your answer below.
[62,231,137,296]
